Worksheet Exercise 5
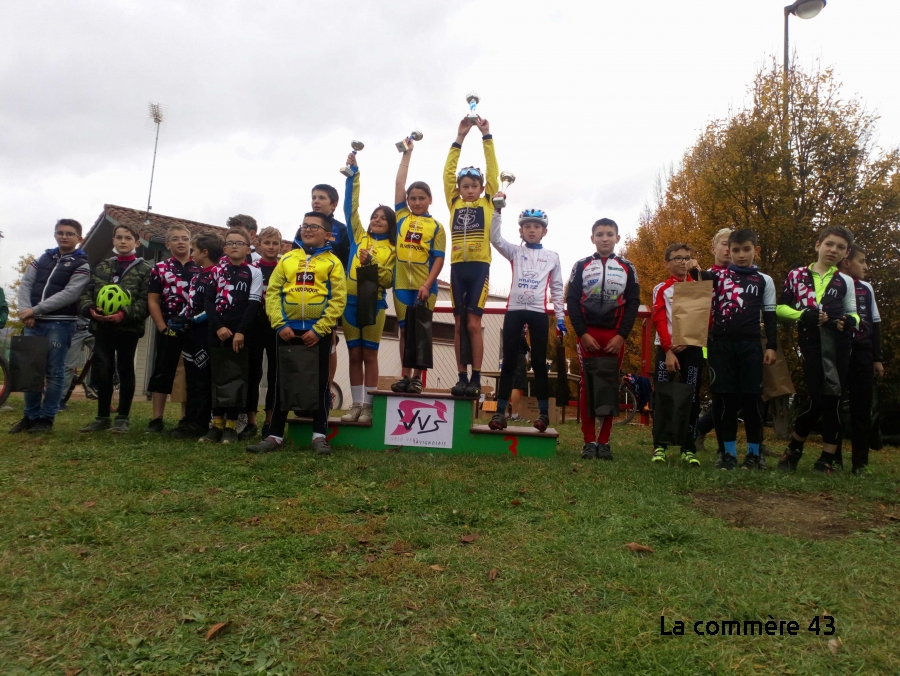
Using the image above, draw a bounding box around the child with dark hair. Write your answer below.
[689,229,777,470]
[201,227,263,444]
[444,115,498,397]
[11,219,91,434]
[78,224,152,434]
[488,202,564,433]
[777,225,859,473]
[838,243,883,474]
[391,137,446,394]
[246,212,347,455]
[169,233,224,439]
[242,227,282,439]
[147,224,200,433]
[567,218,640,460]
[340,153,397,422]
[651,243,705,466]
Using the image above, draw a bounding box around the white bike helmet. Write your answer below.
[518,209,549,228]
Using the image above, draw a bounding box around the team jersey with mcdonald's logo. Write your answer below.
[443,135,499,265]
[265,244,347,337]
[393,203,446,307]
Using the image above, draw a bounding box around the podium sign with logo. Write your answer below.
[384,397,455,448]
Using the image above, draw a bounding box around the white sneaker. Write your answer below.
[358,403,373,424]
[341,403,362,422]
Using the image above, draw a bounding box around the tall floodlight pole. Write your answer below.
[146,103,164,224]
[782,0,826,180]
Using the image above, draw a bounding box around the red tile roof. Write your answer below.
[100,204,225,243]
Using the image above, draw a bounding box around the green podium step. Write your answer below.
[285,390,556,458]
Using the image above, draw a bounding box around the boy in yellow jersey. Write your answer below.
[340,153,397,421]
[391,137,446,393]
[246,211,347,455]
[444,115,499,396]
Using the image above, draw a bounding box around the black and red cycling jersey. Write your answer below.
[148,257,201,321]
[566,252,640,338]
[204,261,263,334]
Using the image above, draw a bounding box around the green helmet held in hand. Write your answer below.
[96,284,132,316]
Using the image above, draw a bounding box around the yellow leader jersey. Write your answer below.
[443,135,499,265]
[266,245,346,337]
[393,204,446,307]
[343,168,396,307]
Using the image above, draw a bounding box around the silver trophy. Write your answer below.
[395,129,423,153]
[339,140,364,178]
[466,92,480,124]
[492,171,516,209]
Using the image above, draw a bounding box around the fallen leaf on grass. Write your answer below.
[625,542,654,554]
[356,537,370,545]
[309,607,321,617]
[205,622,229,640]
[488,568,498,581]
[429,564,445,572]
[197,546,206,553]
[365,554,376,563]
[246,516,260,526]
[161,489,172,495]
[65,669,83,676]
[887,514,899,521]
[83,501,95,508]
[510,499,521,507]
[208,487,220,495]
[518,488,527,495]
[237,544,250,552]
[828,637,843,655]
[460,534,480,544]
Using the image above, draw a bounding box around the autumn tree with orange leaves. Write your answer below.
[622,60,900,407]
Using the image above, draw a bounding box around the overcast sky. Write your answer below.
[2,0,899,294]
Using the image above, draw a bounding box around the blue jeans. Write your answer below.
[24,320,76,421]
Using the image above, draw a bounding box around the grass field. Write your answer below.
[1,398,899,675]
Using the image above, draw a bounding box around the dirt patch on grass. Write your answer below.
[692,490,883,540]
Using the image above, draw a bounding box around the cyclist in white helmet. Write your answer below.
[488,201,565,432]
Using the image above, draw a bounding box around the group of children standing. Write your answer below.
[650,225,882,474]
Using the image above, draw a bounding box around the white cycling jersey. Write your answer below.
[490,211,565,315]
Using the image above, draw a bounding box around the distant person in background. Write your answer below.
[10,219,90,434]
[0,287,7,328]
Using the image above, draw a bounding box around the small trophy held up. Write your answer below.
[339,140,364,178]
[466,92,480,124]
[492,171,516,209]
[395,129,423,153]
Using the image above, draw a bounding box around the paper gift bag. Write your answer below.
[355,263,380,328]
[672,280,713,347]
[652,374,695,446]
[277,343,320,412]
[210,340,249,408]
[8,335,49,393]
[402,304,433,370]
[582,356,621,417]
[761,338,796,402]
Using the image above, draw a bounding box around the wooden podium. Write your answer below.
[286,390,557,458]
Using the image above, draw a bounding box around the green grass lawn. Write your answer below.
[1,398,899,675]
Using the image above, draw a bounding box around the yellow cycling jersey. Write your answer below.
[443,136,499,265]
[266,246,347,337]
[393,203,446,304]
[344,168,396,304]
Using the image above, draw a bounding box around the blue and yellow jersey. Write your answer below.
[393,203,446,307]
[266,245,346,337]
[343,168,396,309]
[443,135,499,265]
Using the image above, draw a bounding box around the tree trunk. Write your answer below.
[770,395,791,441]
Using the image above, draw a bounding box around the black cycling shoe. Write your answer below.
[812,459,834,474]
[391,376,411,393]
[581,442,598,460]
[489,413,508,430]
[407,377,424,394]
[740,453,764,470]
[237,423,258,441]
[450,379,468,397]
[9,417,35,434]
[720,454,738,471]
[777,448,803,472]
[27,418,54,434]
[146,417,165,434]
[533,414,549,433]
[463,383,481,397]
[595,443,613,460]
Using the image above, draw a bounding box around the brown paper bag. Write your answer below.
[762,338,795,402]
[671,280,713,347]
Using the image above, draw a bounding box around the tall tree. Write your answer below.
[623,59,900,404]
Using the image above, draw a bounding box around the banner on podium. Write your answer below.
[384,397,455,448]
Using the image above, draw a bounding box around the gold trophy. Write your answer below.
[396,129,423,153]
[492,171,516,209]
[339,140,364,178]
[466,92,480,124]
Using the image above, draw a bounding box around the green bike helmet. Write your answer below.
[96,284,132,316]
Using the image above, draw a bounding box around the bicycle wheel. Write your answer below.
[613,383,638,425]
[0,355,9,407]
[330,382,343,411]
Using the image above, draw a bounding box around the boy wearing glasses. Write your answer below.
[201,227,263,444]
[11,219,90,434]
[650,243,705,466]
[247,212,347,455]
[147,224,200,433]
[444,115,498,397]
